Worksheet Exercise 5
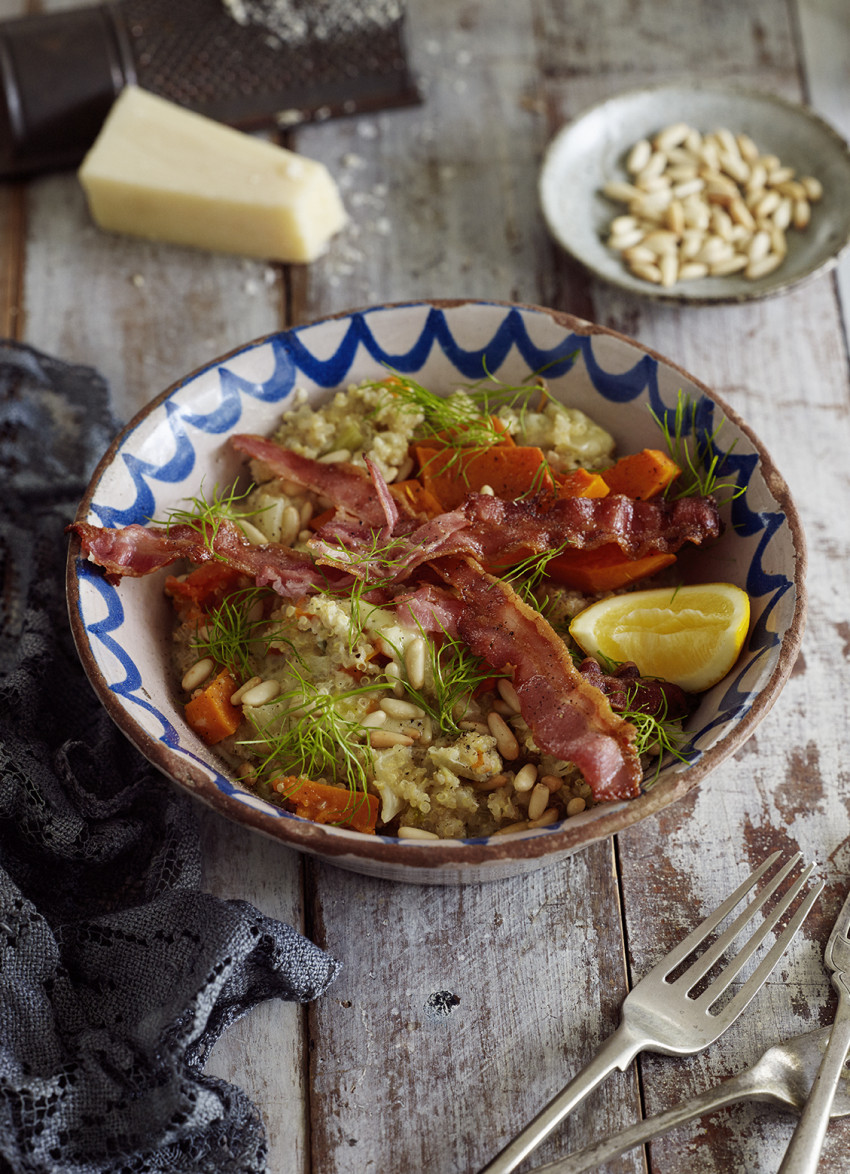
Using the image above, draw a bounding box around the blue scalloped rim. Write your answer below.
[72,303,793,845]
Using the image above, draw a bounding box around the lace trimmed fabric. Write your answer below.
[0,342,340,1173]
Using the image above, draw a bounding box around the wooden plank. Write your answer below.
[289,0,560,322]
[201,813,309,1174]
[796,0,850,340]
[7,1,850,1172]
[308,839,643,1174]
[20,174,285,423]
[582,2,850,1168]
[292,4,641,1169]
[0,1,27,335]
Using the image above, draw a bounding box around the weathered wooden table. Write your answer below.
[5,1,850,1170]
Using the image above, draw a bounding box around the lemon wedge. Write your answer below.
[568,582,751,693]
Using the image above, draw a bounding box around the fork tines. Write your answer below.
[656,851,822,1017]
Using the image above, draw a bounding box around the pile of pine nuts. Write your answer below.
[602,122,823,287]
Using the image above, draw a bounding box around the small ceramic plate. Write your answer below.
[539,82,850,304]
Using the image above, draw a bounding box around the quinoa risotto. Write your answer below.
[72,373,727,838]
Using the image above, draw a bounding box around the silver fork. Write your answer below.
[478,851,822,1174]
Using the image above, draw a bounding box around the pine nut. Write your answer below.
[603,124,821,287]
[380,698,426,720]
[230,674,263,704]
[665,165,698,185]
[632,190,672,218]
[710,206,734,240]
[487,712,519,760]
[736,133,760,163]
[709,253,748,276]
[528,808,559,829]
[527,782,550,821]
[540,774,564,792]
[397,826,440,840]
[472,773,509,792]
[729,198,756,230]
[745,162,767,192]
[182,658,215,692]
[665,199,685,234]
[492,820,530,836]
[672,177,705,199]
[610,214,640,235]
[240,679,281,707]
[239,520,268,545]
[641,229,678,254]
[694,235,733,265]
[654,121,691,152]
[404,637,427,690]
[370,730,415,748]
[659,252,678,287]
[384,660,404,698]
[459,720,490,735]
[678,261,709,281]
[626,139,652,174]
[777,179,807,200]
[772,197,793,231]
[699,141,720,170]
[745,252,783,280]
[608,228,645,251]
[704,173,738,199]
[317,448,351,464]
[793,199,811,229]
[768,165,795,186]
[713,128,739,157]
[603,180,643,202]
[679,229,705,259]
[361,710,388,728]
[279,505,301,547]
[566,796,587,816]
[299,500,314,527]
[753,190,781,219]
[747,230,771,262]
[770,226,787,257]
[636,174,672,194]
[719,150,750,185]
[513,763,538,793]
[801,175,823,201]
[479,483,495,495]
[622,244,659,266]
[628,261,662,284]
[636,150,667,183]
[497,677,522,713]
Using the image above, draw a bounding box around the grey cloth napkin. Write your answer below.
[0,342,340,1173]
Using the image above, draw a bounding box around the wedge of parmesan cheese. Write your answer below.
[78,86,347,263]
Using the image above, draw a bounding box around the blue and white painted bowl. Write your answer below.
[66,300,806,884]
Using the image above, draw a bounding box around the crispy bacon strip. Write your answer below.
[433,556,643,802]
[310,490,722,585]
[68,519,352,598]
[457,492,722,559]
[231,434,404,527]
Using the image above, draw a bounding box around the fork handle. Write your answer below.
[777,985,850,1174]
[523,1070,775,1174]
[478,1022,646,1173]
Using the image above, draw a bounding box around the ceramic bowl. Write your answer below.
[539,82,850,304]
[66,300,806,883]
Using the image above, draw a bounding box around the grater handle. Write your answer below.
[0,3,135,179]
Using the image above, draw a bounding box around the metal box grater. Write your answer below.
[0,0,420,178]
